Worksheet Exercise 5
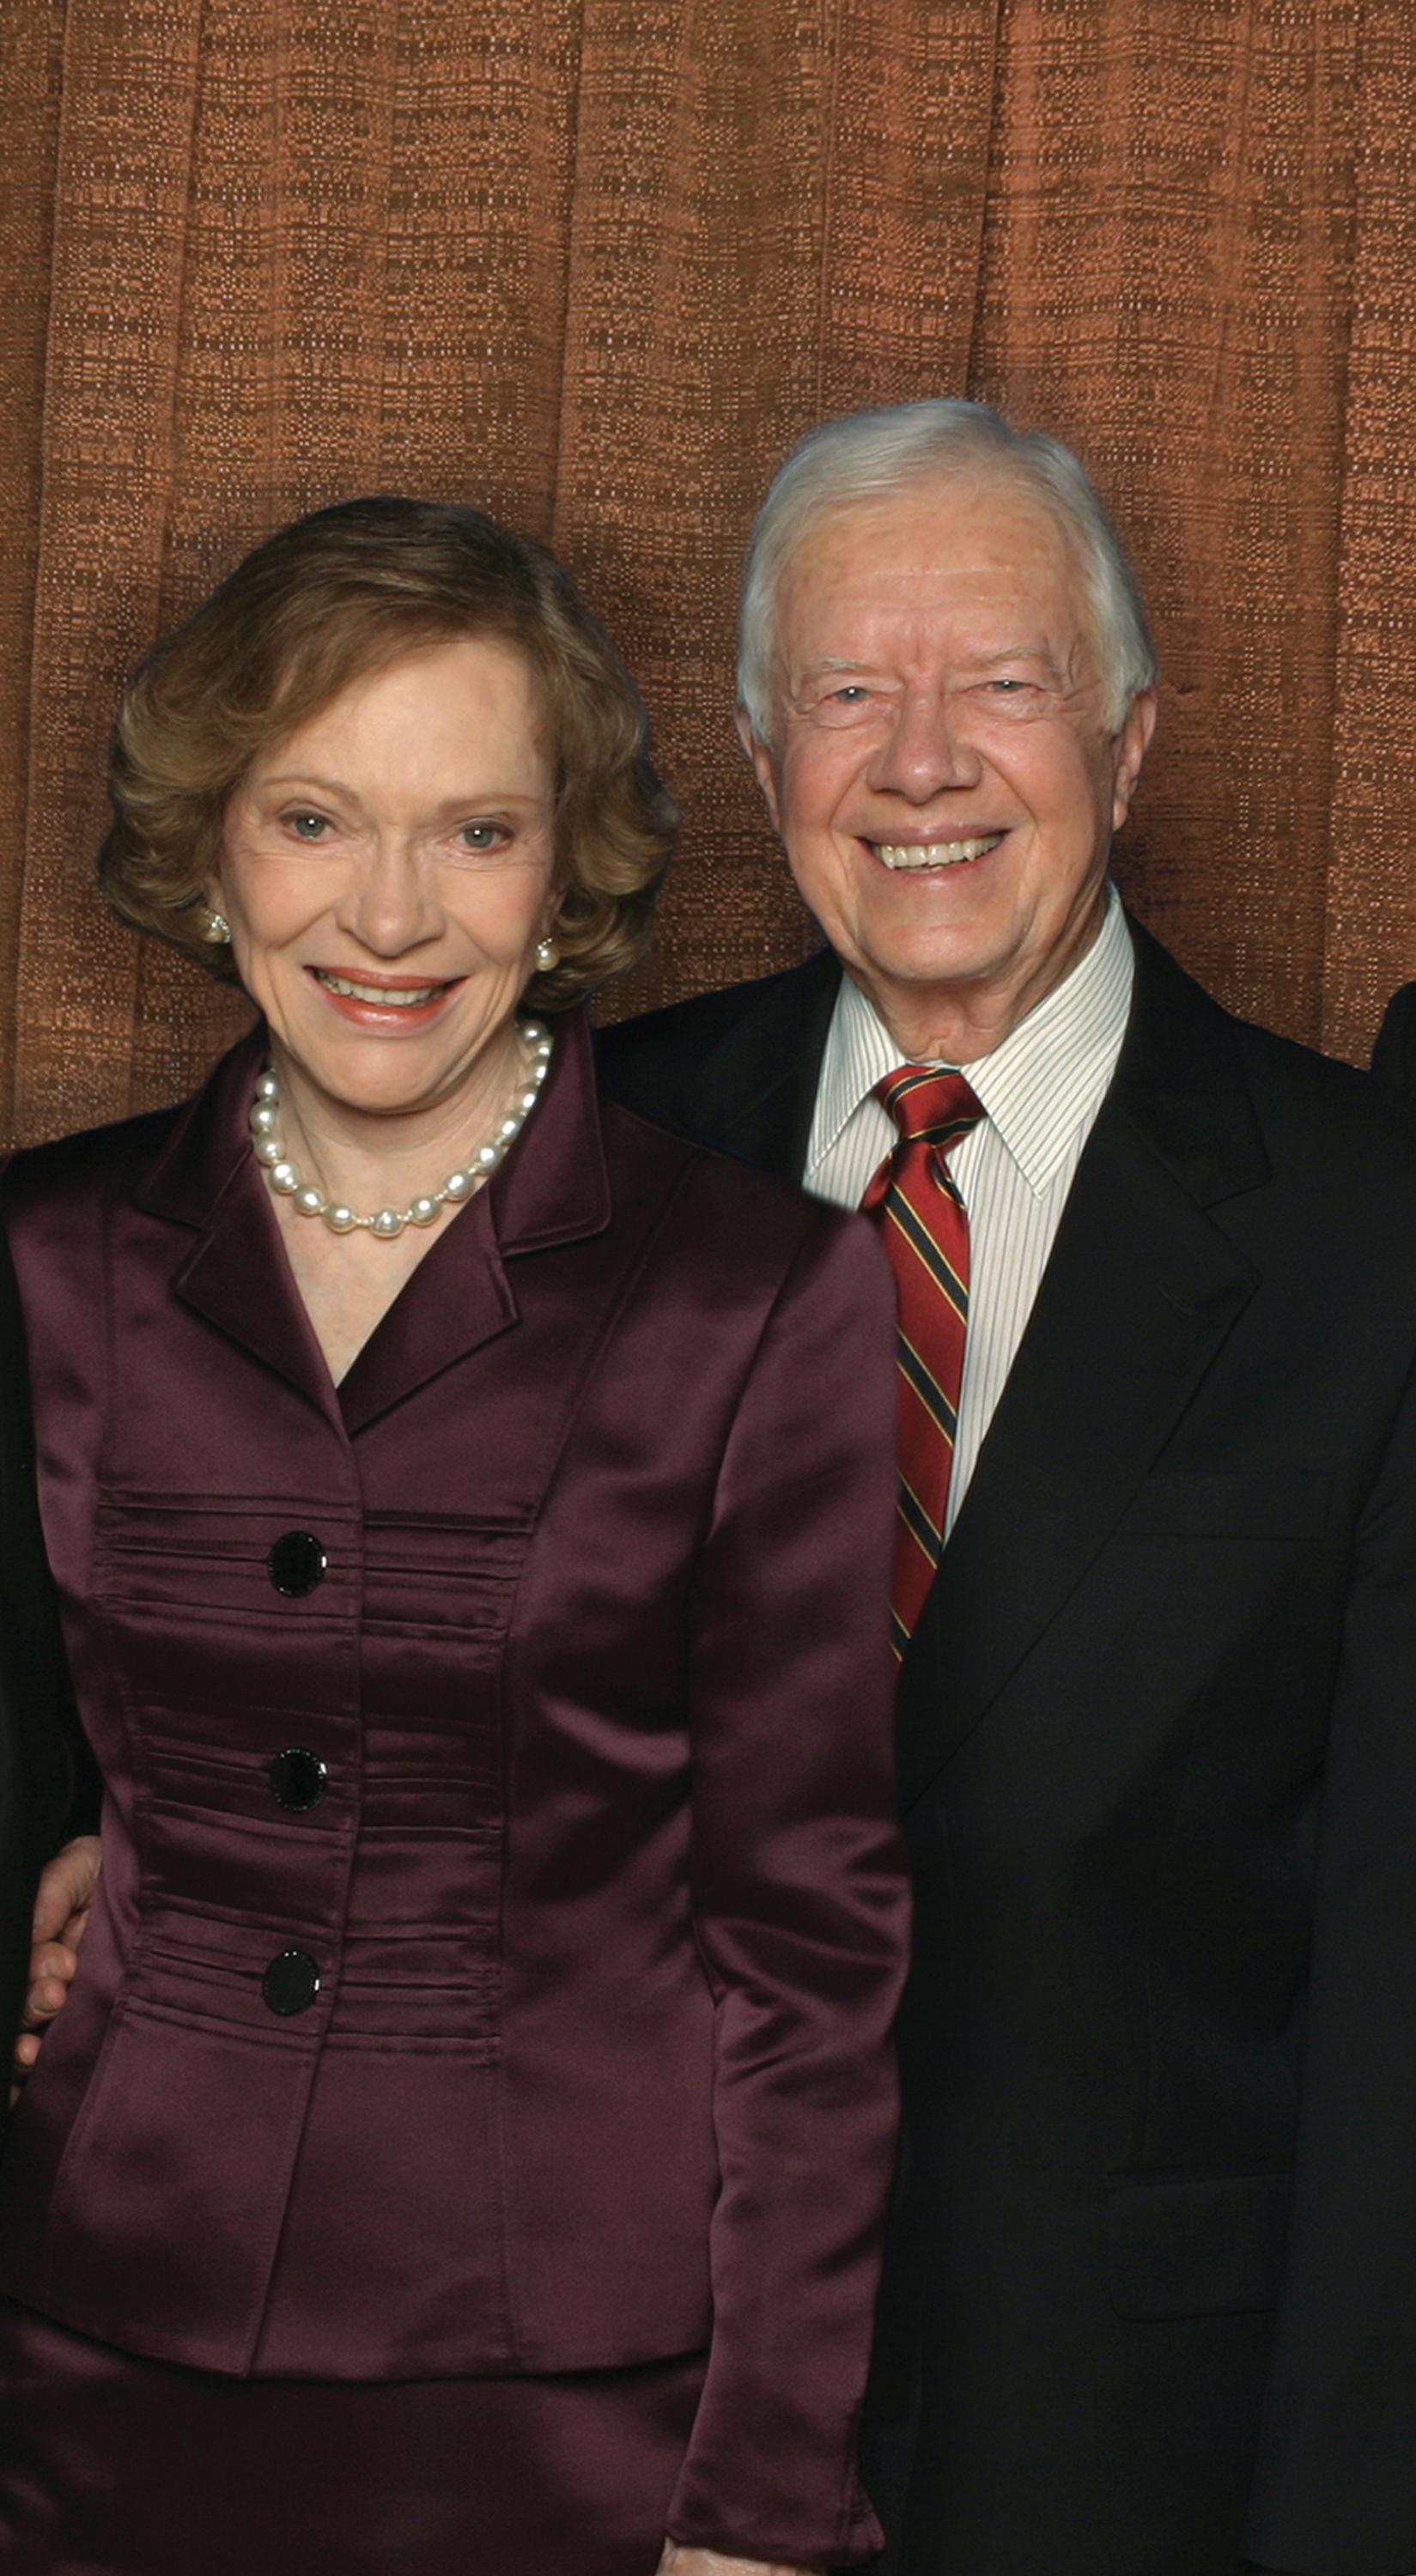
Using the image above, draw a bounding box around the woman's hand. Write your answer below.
[656,2548,823,2575]
[10,1832,100,2097]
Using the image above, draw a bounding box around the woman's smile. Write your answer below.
[307,965,465,1027]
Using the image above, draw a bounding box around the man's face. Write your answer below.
[743,473,1155,1058]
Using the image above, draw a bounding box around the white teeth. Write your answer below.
[318,973,443,1005]
[873,835,1003,871]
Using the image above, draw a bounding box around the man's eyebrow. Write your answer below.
[793,645,1067,685]
[794,657,880,684]
[968,645,1064,675]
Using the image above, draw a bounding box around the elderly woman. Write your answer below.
[0,500,905,2576]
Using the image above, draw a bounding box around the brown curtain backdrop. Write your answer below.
[2,0,1413,1142]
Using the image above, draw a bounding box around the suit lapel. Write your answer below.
[338,1012,610,1435]
[172,1169,343,1421]
[135,1029,342,1425]
[896,928,1269,1811]
[665,947,841,1182]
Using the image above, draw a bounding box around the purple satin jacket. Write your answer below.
[0,1010,906,2563]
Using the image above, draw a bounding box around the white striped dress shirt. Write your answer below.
[805,887,1134,1538]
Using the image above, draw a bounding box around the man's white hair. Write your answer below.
[736,398,1158,743]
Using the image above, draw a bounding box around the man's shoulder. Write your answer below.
[596,1078,887,1317]
[596,951,838,1119]
[1232,1023,1416,1216]
[1221,990,1411,1152]
[597,1068,828,1229]
[1121,934,1416,1263]
[1133,920,1407,1145]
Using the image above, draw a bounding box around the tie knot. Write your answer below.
[876,1065,983,1151]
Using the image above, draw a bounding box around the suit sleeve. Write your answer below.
[663,1206,909,2570]
[1244,1331,1416,2573]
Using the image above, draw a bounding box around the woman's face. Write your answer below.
[215,635,558,1131]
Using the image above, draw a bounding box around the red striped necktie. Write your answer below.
[862,1066,984,1661]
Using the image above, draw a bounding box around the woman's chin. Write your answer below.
[271,1024,520,1132]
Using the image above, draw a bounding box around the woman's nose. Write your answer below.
[335,838,442,954]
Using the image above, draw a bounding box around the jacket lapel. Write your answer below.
[135,1029,342,1425]
[338,1011,610,1435]
[896,928,1269,1811]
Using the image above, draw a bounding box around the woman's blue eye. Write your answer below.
[286,811,328,839]
[460,822,505,851]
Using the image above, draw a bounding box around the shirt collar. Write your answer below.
[809,965,904,1170]
[809,884,1133,1196]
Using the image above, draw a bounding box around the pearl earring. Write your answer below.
[204,909,232,945]
[534,937,560,971]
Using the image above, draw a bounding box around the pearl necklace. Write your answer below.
[248,1021,554,1239]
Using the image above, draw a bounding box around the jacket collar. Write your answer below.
[133,1009,611,1430]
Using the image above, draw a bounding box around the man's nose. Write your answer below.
[337,837,443,953]
[866,688,981,803]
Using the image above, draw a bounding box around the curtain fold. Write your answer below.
[2,0,1413,1140]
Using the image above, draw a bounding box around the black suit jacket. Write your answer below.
[600,924,1416,2576]
[0,1224,82,2076]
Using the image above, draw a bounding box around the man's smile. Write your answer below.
[869,833,1006,872]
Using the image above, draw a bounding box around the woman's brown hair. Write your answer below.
[100,496,677,1010]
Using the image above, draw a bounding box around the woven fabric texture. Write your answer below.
[1,0,1413,1139]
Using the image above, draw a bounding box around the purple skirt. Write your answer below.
[0,2298,707,2576]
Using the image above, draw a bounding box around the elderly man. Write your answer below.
[600,402,1416,2573]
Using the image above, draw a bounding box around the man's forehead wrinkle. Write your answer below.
[783,560,1080,640]
[793,470,1068,546]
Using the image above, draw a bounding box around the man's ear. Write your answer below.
[1111,687,1157,829]
[734,705,781,834]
